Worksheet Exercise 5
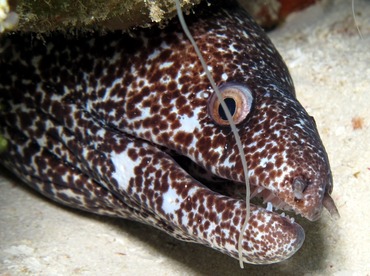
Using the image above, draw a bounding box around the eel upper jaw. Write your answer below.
[248,181,339,222]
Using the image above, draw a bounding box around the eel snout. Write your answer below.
[290,175,339,222]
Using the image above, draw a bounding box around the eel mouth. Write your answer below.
[172,154,339,223]
[216,180,339,222]
[211,180,339,225]
[215,182,299,222]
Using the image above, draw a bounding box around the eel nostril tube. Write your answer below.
[323,192,340,220]
[292,177,307,200]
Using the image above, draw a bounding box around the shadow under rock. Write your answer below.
[111,213,330,276]
[2,167,332,276]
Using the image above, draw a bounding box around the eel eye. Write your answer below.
[207,83,253,126]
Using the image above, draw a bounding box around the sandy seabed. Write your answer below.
[1,0,369,275]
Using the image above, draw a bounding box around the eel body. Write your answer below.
[0,1,338,264]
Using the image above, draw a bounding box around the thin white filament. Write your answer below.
[174,0,250,268]
[352,0,363,39]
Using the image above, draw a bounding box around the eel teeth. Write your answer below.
[266,202,273,212]
[250,186,263,199]
[263,192,276,204]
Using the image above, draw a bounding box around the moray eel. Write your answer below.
[0,1,338,265]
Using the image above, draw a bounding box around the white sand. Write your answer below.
[1,0,369,274]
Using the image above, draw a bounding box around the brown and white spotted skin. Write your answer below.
[0,1,338,265]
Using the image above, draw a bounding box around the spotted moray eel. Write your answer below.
[0,1,338,265]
